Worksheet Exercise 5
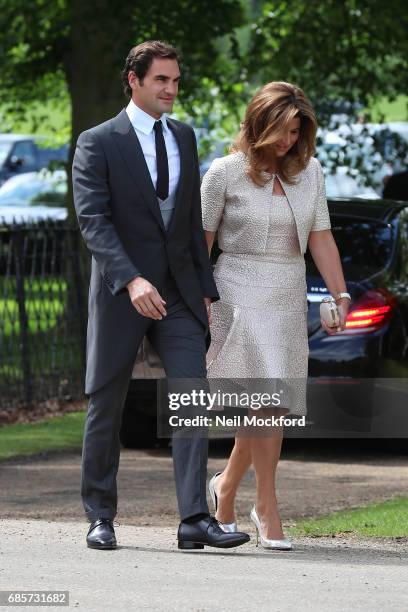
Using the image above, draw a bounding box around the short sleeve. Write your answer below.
[201,157,227,232]
[311,159,331,232]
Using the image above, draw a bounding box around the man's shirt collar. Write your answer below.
[126,99,169,135]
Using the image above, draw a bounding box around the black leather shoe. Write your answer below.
[86,518,117,550]
[177,515,250,550]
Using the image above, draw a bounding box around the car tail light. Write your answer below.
[342,289,396,333]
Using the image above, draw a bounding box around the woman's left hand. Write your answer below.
[321,298,350,335]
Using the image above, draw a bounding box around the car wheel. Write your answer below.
[119,379,163,448]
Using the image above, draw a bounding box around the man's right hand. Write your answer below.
[126,277,167,320]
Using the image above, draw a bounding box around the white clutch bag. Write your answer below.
[319,297,340,328]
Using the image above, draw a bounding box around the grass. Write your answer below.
[289,496,408,538]
[0,411,85,461]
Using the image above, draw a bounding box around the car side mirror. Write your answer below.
[8,155,24,169]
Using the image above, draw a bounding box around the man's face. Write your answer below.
[128,58,180,118]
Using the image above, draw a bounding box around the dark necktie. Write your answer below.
[153,120,169,201]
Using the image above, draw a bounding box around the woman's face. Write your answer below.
[273,116,301,157]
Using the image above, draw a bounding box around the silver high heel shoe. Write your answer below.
[208,471,238,533]
[250,506,292,551]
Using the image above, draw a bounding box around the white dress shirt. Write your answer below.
[126,100,180,196]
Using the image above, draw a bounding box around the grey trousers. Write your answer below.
[80,274,210,522]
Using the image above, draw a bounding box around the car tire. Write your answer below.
[119,379,163,449]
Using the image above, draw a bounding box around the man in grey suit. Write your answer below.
[72,40,249,550]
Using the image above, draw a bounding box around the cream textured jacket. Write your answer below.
[201,152,331,252]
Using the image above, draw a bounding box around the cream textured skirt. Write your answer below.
[207,196,309,417]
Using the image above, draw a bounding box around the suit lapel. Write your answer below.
[111,109,165,233]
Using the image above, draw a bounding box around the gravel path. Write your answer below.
[1,442,407,543]
[1,442,407,611]
[1,519,407,612]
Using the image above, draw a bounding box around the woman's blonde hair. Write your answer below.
[232,81,317,185]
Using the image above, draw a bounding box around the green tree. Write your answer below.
[244,0,408,187]
[2,0,408,193]
[0,0,246,212]
[246,0,408,116]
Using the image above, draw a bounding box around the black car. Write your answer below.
[308,198,408,376]
[306,198,408,435]
[0,134,68,185]
[120,197,408,447]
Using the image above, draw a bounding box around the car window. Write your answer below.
[36,144,68,165]
[0,142,12,166]
[306,217,393,280]
[12,141,36,165]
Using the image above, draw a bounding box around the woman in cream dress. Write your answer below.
[201,82,350,549]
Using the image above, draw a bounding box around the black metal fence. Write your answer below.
[0,220,90,410]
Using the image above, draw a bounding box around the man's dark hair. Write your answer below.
[121,40,181,97]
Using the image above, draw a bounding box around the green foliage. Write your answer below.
[1,1,408,189]
[0,0,246,132]
[129,1,246,108]
[247,0,408,118]
[0,295,64,335]
[2,0,408,128]
[174,78,250,158]
[232,1,408,188]
[0,0,69,127]
[0,99,71,144]
[0,277,67,336]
